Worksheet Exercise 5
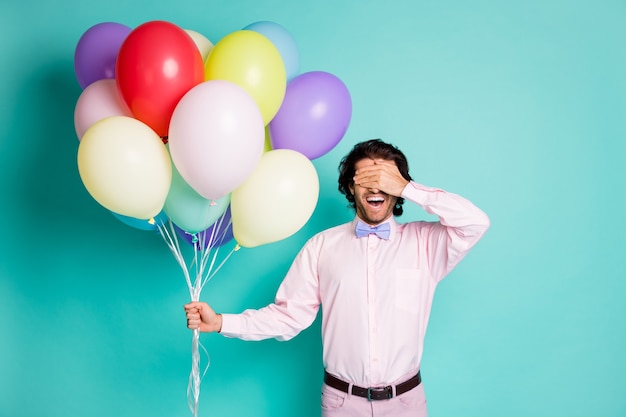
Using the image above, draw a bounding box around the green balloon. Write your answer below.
[164,155,230,233]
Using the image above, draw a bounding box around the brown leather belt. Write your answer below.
[324,371,421,401]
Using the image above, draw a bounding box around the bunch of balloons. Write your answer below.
[74,20,352,248]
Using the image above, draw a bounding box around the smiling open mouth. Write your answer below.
[366,196,385,207]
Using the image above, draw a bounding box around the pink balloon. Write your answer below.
[168,80,265,200]
[74,79,133,140]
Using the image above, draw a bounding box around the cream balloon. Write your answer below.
[77,116,172,219]
[231,149,319,248]
[185,29,214,62]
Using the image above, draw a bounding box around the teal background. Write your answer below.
[1,1,625,416]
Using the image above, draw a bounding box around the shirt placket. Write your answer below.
[366,234,381,383]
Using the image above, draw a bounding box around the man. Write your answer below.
[185,139,490,416]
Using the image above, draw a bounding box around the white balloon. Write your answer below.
[168,80,265,201]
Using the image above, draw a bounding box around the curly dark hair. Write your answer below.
[338,139,412,216]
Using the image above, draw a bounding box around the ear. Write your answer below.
[349,183,355,195]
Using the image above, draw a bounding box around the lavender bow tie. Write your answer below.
[355,221,391,240]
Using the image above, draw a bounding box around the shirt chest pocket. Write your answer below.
[395,268,422,314]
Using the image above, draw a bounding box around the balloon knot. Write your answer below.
[234,244,241,251]
[210,200,216,206]
[148,218,155,225]
[161,136,168,144]
[192,234,199,243]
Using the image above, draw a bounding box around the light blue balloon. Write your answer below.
[244,21,300,81]
[164,157,231,234]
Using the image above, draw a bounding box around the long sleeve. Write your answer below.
[220,241,322,341]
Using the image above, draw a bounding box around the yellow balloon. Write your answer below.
[263,126,273,152]
[205,30,286,125]
[231,149,319,248]
[77,116,172,219]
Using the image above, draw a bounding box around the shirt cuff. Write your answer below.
[219,313,242,337]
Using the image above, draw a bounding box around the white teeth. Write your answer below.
[367,197,384,202]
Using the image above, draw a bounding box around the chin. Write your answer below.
[360,213,390,225]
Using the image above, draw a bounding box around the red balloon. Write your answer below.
[116,21,204,137]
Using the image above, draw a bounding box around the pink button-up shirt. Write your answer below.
[221,182,490,387]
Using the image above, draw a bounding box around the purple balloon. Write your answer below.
[175,207,233,250]
[74,22,132,89]
[269,71,352,160]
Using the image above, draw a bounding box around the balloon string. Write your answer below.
[198,215,235,291]
[156,220,202,416]
[198,214,225,273]
[156,220,203,417]
[187,329,209,417]
[157,220,193,290]
[156,213,235,417]
[203,245,237,288]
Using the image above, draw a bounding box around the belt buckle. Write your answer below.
[367,386,393,401]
